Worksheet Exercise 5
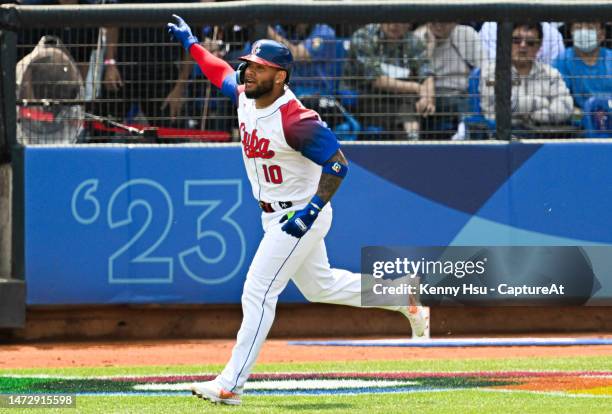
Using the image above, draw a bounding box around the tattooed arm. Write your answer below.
[279,149,349,238]
[315,149,348,203]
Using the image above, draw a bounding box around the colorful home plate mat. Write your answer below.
[288,337,612,347]
[0,372,611,397]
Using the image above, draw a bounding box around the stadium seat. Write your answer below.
[326,38,363,140]
[461,67,496,140]
[582,96,612,138]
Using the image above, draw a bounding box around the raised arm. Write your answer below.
[167,15,240,104]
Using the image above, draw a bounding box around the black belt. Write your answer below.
[259,200,293,213]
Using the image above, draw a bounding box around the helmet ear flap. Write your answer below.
[236,62,248,85]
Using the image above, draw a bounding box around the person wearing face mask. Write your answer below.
[480,21,565,64]
[480,23,573,137]
[553,22,612,111]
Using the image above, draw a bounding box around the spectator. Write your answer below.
[480,22,565,64]
[267,24,347,129]
[415,22,484,139]
[480,23,573,135]
[267,24,339,98]
[553,22,612,111]
[98,0,211,128]
[186,24,255,132]
[207,24,257,63]
[344,23,435,140]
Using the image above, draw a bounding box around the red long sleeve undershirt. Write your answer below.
[189,43,235,90]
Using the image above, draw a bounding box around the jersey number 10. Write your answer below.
[262,164,283,184]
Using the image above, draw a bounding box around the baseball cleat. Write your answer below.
[403,305,430,339]
[190,381,241,405]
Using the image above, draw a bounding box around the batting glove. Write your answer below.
[167,14,199,51]
[280,196,325,238]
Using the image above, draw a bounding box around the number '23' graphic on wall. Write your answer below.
[70,179,246,285]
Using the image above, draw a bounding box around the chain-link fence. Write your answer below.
[3,2,612,145]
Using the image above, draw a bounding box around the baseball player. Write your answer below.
[167,15,430,406]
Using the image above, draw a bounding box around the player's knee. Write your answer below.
[241,278,267,299]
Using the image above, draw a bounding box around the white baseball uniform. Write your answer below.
[189,43,406,395]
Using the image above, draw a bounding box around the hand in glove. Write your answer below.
[167,14,199,51]
[280,196,325,238]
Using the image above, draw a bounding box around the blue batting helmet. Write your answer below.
[239,39,293,82]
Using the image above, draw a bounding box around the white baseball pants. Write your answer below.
[215,203,403,394]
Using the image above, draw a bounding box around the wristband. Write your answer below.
[322,161,348,178]
[309,195,326,211]
[183,35,199,52]
[104,59,116,66]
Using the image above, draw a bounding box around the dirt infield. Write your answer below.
[2,336,612,369]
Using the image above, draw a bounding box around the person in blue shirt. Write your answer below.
[267,24,340,98]
[553,22,612,111]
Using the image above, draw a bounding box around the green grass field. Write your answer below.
[1,356,611,413]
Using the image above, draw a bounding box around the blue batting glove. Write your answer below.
[280,196,325,238]
[167,14,199,51]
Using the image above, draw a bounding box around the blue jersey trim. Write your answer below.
[301,123,340,165]
[221,73,239,105]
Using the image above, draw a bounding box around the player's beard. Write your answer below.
[245,78,274,99]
